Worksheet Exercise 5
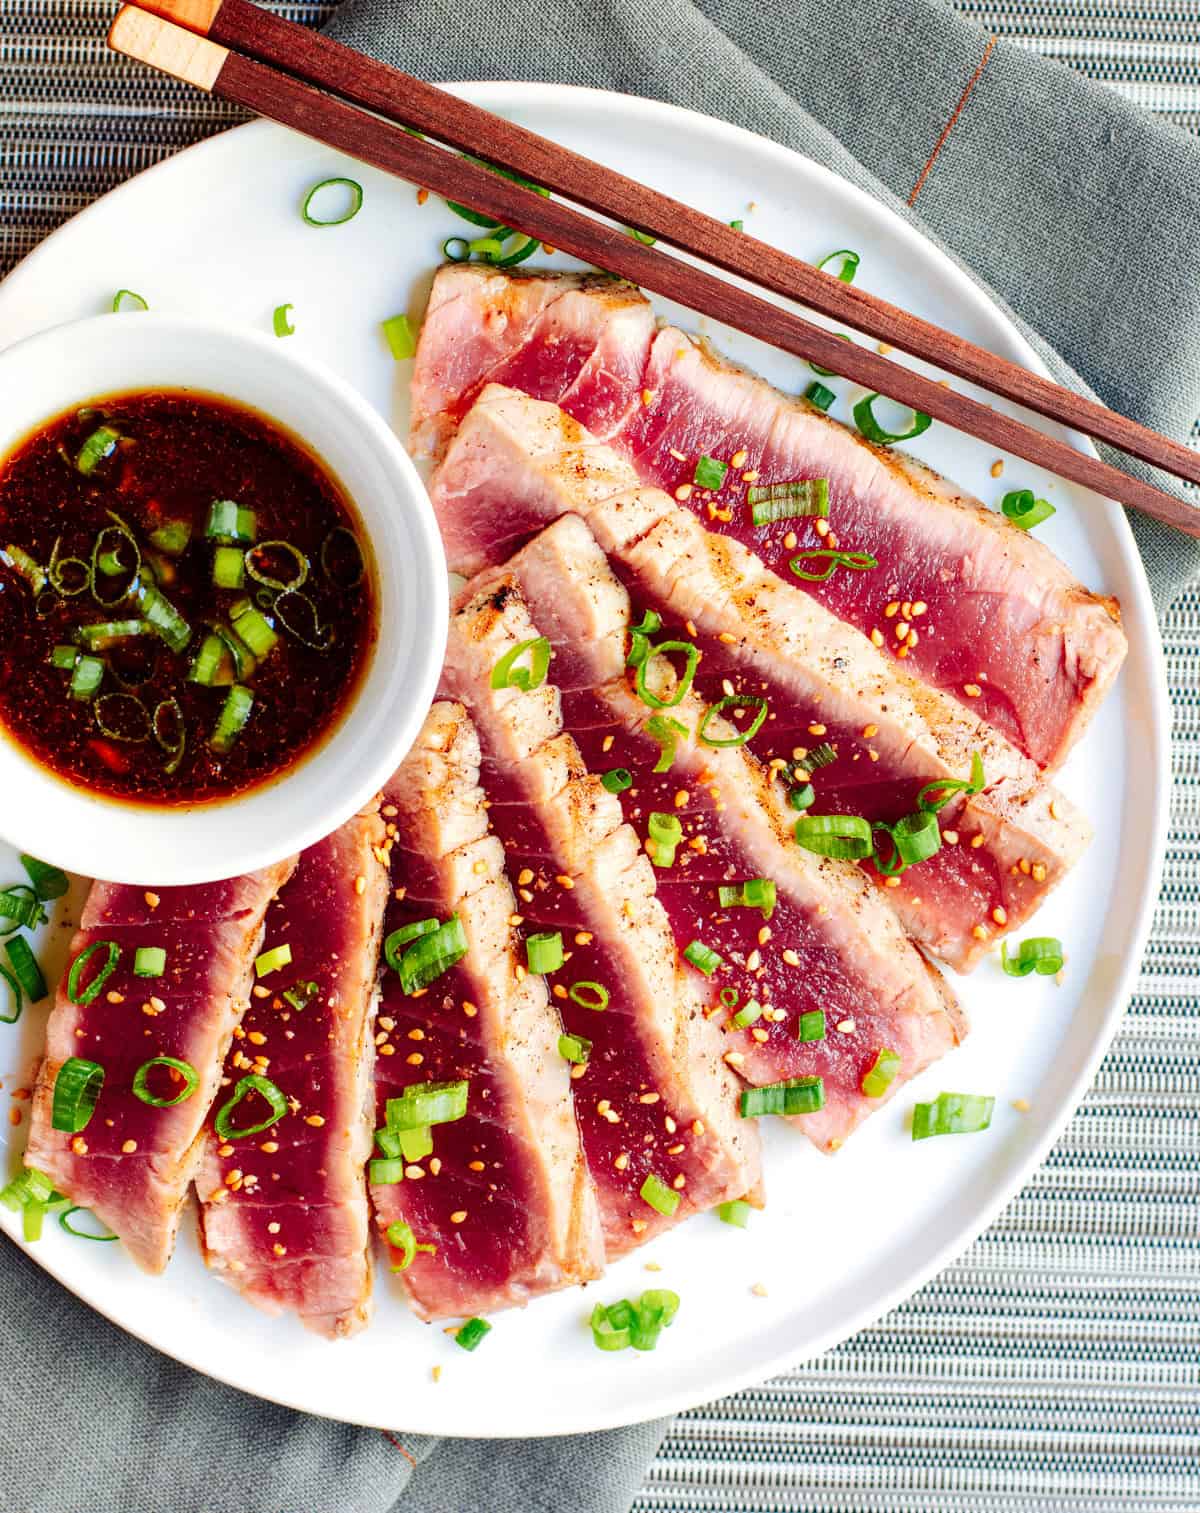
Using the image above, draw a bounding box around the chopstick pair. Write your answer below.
[109,0,1200,537]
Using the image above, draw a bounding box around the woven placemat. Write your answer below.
[2,5,1197,1508]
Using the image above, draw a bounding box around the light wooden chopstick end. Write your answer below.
[119,0,223,32]
[108,5,228,91]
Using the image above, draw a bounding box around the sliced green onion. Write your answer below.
[51,1057,105,1132]
[647,812,683,868]
[697,694,768,748]
[74,619,148,651]
[0,1168,55,1213]
[212,546,245,589]
[133,946,166,978]
[229,598,278,658]
[730,218,744,232]
[794,813,874,859]
[59,1207,118,1240]
[370,1157,404,1185]
[739,1076,824,1118]
[805,381,836,412]
[1,545,47,594]
[137,579,191,653]
[694,455,727,490]
[384,1218,436,1271]
[398,1126,433,1162]
[94,692,150,744]
[873,809,943,875]
[719,987,739,1009]
[1001,489,1056,531]
[67,940,119,1005]
[50,645,78,670]
[384,917,439,973]
[627,227,657,246]
[492,234,540,268]
[0,888,45,931]
[526,931,563,975]
[1000,937,1064,977]
[805,743,838,771]
[302,176,363,226]
[912,1091,995,1141]
[558,1032,592,1064]
[188,633,226,687]
[374,1127,402,1159]
[112,289,149,313]
[382,313,416,359]
[0,963,22,1024]
[789,548,878,582]
[600,768,632,794]
[76,425,120,476]
[320,527,365,589]
[386,1080,469,1130]
[396,916,468,994]
[861,1048,901,1098]
[590,1301,631,1352]
[798,1009,826,1042]
[853,393,933,446]
[635,640,700,710]
[631,1289,679,1352]
[272,303,295,337]
[646,714,688,773]
[255,943,293,978]
[49,536,92,598]
[626,609,662,669]
[5,938,47,1003]
[213,1073,287,1139]
[569,981,609,1011]
[442,236,471,263]
[205,500,257,546]
[282,979,320,1011]
[640,1172,681,1217]
[730,1000,763,1029]
[748,479,829,525]
[20,854,68,901]
[245,540,309,593]
[210,684,254,755]
[817,248,860,283]
[132,1056,199,1108]
[152,697,186,776]
[717,1199,752,1227]
[490,635,551,691]
[788,783,815,811]
[69,654,104,701]
[148,520,191,555]
[717,879,776,920]
[917,751,985,814]
[683,940,723,976]
[455,1317,492,1351]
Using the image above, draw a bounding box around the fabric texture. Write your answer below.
[1,2,1197,1511]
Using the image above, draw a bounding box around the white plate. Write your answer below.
[0,86,1168,1437]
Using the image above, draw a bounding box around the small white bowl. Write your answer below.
[0,314,446,885]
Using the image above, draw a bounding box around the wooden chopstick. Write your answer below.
[109,4,1200,538]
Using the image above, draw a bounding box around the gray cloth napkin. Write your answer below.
[5,3,1200,1511]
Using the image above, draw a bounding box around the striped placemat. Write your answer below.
[2,5,1197,1508]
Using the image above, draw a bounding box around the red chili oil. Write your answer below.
[0,391,376,805]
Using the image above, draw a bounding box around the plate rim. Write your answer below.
[0,82,1171,1437]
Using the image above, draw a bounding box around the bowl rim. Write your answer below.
[0,311,447,885]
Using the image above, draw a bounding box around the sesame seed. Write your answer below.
[644,1260,663,1272]
[473,859,488,876]
[746,949,761,971]
[247,1031,267,1046]
[675,483,693,501]
[750,1027,769,1043]
[1048,799,1062,821]
[991,460,1004,478]
[669,448,688,462]
[406,1052,424,1066]
[462,1001,477,1017]
[105,990,124,1005]
[120,1138,137,1153]
[782,949,800,967]
[862,724,878,739]
[912,601,928,617]
[807,723,827,737]
[664,1115,677,1134]
[742,468,760,482]
[883,875,902,888]
[143,891,159,909]
[614,1152,630,1170]
[570,1063,587,1080]
[379,1044,396,1056]
[964,682,983,698]
[1032,862,1047,883]
[602,734,614,753]
[575,931,593,945]
[639,1092,661,1104]
[751,1282,769,1297]
[783,530,798,550]
[671,1174,686,1190]
[631,1219,648,1234]
[724,1051,744,1067]
[252,985,270,999]
[1012,1098,1031,1113]
[757,926,772,946]
[884,601,900,618]
[555,874,574,889]
[641,388,655,407]
[907,630,919,649]
[692,1120,705,1137]
[468,1160,485,1172]
[408,1027,425,1040]
[354,874,366,896]
[378,1016,395,1032]
[895,622,909,642]
[404,1165,424,1179]
[870,628,884,647]
[992,905,1008,925]
[970,833,985,849]
[226,1169,243,1186]
[450,1210,467,1224]
[877,341,893,355]
[971,924,989,941]
[674,789,689,809]
[814,518,830,537]
[260,1141,279,1154]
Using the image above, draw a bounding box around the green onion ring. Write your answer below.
[873,809,942,876]
[646,714,688,773]
[213,1073,288,1140]
[0,963,21,1025]
[0,886,46,934]
[94,692,151,744]
[568,981,609,1011]
[853,393,933,446]
[301,176,364,227]
[244,540,309,593]
[48,536,92,598]
[59,1206,119,1240]
[132,1056,200,1109]
[1000,937,1064,977]
[492,234,541,267]
[50,1056,105,1133]
[67,940,120,1006]
[442,236,471,263]
[491,636,551,692]
[1000,488,1056,531]
[793,813,874,859]
[5,937,47,1003]
[816,248,860,283]
[90,518,141,608]
[320,527,366,589]
[697,694,768,748]
[788,549,879,583]
[635,640,700,709]
[912,1091,995,1140]
[917,752,985,814]
[273,303,295,337]
[112,290,149,313]
[152,698,187,776]
[273,589,333,650]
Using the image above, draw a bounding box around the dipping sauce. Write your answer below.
[0,391,376,805]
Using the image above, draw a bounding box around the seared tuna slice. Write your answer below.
[373,702,603,1319]
[443,581,761,1251]
[428,389,1091,971]
[195,811,389,1338]
[25,860,297,1274]
[456,528,964,1153]
[412,267,1127,771]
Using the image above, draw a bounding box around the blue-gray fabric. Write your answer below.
[1,3,1197,1511]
